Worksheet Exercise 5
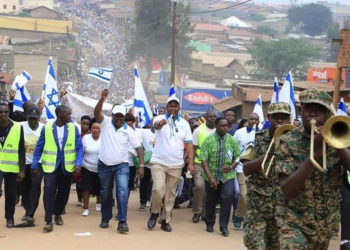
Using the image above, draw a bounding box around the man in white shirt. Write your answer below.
[191,110,217,223]
[19,106,44,226]
[94,89,144,233]
[147,96,194,232]
[233,112,259,229]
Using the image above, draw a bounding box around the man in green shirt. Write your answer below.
[201,117,240,237]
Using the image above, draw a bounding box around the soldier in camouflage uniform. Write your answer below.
[243,102,292,250]
[275,89,350,249]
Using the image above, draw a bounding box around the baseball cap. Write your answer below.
[27,106,41,119]
[111,105,126,116]
[268,102,291,115]
[167,96,180,104]
[299,89,334,113]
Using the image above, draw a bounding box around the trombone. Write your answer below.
[310,116,350,173]
[261,124,295,178]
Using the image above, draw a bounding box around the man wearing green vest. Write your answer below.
[191,110,217,223]
[31,105,83,232]
[0,103,25,228]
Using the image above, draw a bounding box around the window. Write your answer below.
[12,5,16,10]
[3,4,7,9]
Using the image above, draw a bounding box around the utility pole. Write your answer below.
[170,1,177,86]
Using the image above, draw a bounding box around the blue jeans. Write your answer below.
[98,160,129,222]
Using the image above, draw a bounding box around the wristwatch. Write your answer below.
[139,164,145,167]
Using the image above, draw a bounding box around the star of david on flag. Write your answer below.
[42,57,60,120]
[133,65,153,128]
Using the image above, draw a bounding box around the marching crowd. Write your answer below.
[1,86,350,250]
[59,0,134,104]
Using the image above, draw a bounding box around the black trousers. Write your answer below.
[139,167,152,205]
[341,184,350,240]
[205,179,234,230]
[21,164,43,217]
[1,171,18,220]
[128,165,136,192]
[43,168,71,222]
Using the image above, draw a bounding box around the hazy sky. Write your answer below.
[250,0,349,5]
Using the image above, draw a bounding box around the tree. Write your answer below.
[287,3,332,36]
[125,0,193,76]
[248,39,317,79]
[256,25,276,38]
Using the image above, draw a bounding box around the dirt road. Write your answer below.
[0,189,340,250]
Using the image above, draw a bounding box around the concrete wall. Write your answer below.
[0,0,20,13]
[29,7,60,19]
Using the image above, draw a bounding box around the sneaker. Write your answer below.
[139,204,146,211]
[146,201,151,207]
[233,215,242,229]
[82,209,89,217]
[76,201,83,206]
[341,242,350,250]
[95,203,101,212]
[117,221,129,233]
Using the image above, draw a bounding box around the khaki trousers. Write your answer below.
[236,172,247,218]
[192,164,205,215]
[150,164,182,223]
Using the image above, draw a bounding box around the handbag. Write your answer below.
[133,151,152,168]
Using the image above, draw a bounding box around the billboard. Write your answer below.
[181,88,231,113]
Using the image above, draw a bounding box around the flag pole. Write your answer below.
[170,1,177,86]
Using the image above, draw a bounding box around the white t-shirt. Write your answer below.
[233,126,256,173]
[21,121,45,165]
[141,128,155,153]
[192,124,216,146]
[99,115,142,166]
[56,125,65,150]
[151,114,193,167]
[128,128,143,166]
[82,134,100,173]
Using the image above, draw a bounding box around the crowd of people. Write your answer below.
[59,0,135,104]
[1,86,350,250]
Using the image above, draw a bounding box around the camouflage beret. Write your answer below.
[299,89,333,113]
[268,102,291,115]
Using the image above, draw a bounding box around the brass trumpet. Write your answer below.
[261,124,295,178]
[310,116,350,173]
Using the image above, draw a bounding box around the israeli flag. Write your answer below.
[337,98,348,116]
[88,67,113,84]
[42,57,60,120]
[252,94,265,130]
[11,71,31,112]
[271,77,279,103]
[168,84,176,98]
[279,72,296,120]
[134,66,153,127]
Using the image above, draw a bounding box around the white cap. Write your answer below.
[111,105,126,116]
[167,96,180,104]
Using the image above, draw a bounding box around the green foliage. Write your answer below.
[256,25,276,38]
[248,38,317,79]
[125,0,193,70]
[287,3,332,36]
[250,14,266,22]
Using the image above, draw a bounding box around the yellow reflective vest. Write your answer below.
[42,122,76,173]
[194,125,210,164]
[0,122,21,173]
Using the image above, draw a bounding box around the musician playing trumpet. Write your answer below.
[243,102,292,250]
[275,89,350,249]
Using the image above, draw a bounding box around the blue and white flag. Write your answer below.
[153,104,159,115]
[252,94,265,130]
[134,66,153,128]
[279,72,296,120]
[337,98,348,116]
[271,77,279,103]
[11,71,31,112]
[42,57,60,120]
[168,84,176,98]
[88,67,113,84]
